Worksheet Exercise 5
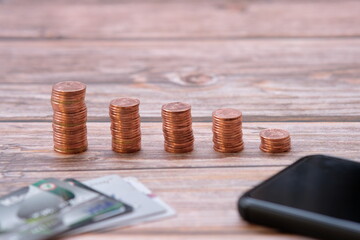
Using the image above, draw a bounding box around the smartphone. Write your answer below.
[238,155,360,240]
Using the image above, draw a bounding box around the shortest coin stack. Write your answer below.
[109,98,141,153]
[51,81,87,154]
[162,102,194,153]
[212,108,244,153]
[259,128,291,153]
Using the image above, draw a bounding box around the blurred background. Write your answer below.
[1,0,359,122]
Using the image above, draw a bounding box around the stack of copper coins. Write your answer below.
[109,98,141,153]
[162,102,194,153]
[212,108,244,153]
[259,128,291,153]
[51,81,87,154]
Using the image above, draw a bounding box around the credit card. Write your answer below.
[0,178,98,233]
[0,178,132,240]
[65,175,166,234]
[64,178,132,223]
[124,177,176,222]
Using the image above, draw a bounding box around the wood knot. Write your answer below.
[166,72,218,86]
[183,73,215,85]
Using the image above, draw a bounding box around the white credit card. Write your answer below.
[124,177,176,222]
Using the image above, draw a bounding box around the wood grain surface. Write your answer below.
[0,39,360,121]
[0,0,359,39]
[0,0,359,239]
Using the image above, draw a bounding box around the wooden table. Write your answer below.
[1,1,360,239]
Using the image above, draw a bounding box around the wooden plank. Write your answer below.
[1,122,359,172]
[1,39,360,120]
[0,0,359,39]
[0,167,311,239]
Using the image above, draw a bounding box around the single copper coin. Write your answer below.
[53,81,86,94]
[52,81,86,96]
[164,144,194,153]
[162,102,191,113]
[260,129,290,140]
[259,145,291,153]
[110,97,140,108]
[212,108,242,120]
[54,145,87,154]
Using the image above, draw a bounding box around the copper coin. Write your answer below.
[164,140,194,148]
[164,144,193,153]
[214,144,244,153]
[54,142,87,150]
[53,133,87,141]
[260,145,291,153]
[52,81,86,95]
[260,129,290,140]
[162,102,191,113]
[51,102,87,114]
[112,146,141,153]
[212,108,242,120]
[110,97,140,108]
[54,145,87,154]
[112,133,141,140]
[54,140,87,148]
[51,94,85,103]
[52,123,86,131]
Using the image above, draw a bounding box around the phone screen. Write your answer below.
[249,155,360,223]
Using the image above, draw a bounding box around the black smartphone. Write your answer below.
[238,155,360,240]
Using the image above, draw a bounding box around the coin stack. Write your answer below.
[212,108,244,153]
[162,102,194,153]
[51,81,88,154]
[109,98,141,153]
[259,128,291,153]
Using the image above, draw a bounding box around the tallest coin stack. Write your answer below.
[51,81,88,154]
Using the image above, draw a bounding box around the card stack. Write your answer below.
[0,175,175,240]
